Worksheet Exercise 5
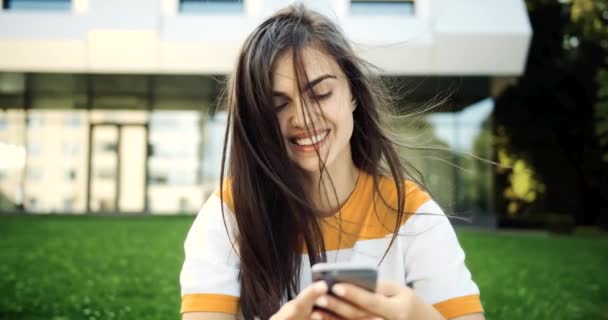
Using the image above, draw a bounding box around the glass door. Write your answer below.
[87,124,147,213]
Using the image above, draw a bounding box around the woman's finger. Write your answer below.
[330,283,388,317]
[314,294,370,319]
[272,282,329,320]
[310,310,342,320]
[295,281,330,309]
[375,280,402,297]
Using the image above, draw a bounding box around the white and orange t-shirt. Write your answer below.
[180,172,484,319]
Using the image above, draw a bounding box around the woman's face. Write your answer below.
[272,46,356,173]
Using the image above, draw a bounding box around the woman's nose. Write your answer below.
[290,99,315,128]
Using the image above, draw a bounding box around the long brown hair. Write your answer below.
[218,4,426,319]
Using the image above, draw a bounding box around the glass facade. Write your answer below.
[422,98,494,217]
[0,73,495,219]
[147,111,205,214]
[0,109,212,214]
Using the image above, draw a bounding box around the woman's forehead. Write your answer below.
[273,47,342,86]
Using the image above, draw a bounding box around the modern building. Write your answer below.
[0,0,532,218]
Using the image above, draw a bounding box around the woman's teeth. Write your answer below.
[293,131,329,146]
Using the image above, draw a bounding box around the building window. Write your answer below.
[149,117,178,131]
[149,171,168,185]
[96,168,115,180]
[64,114,81,128]
[26,114,44,128]
[63,198,75,211]
[149,143,197,159]
[350,0,414,15]
[63,142,80,156]
[65,169,77,181]
[3,0,71,10]
[179,197,191,213]
[180,0,243,13]
[96,142,117,153]
[0,118,7,130]
[28,197,37,210]
[27,167,42,180]
[27,142,42,156]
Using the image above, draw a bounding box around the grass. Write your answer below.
[459,228,608,319]
[0,215,606,320]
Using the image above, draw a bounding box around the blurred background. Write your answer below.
[0,0,606,319]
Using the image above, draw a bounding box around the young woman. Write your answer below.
[180,4,484,320]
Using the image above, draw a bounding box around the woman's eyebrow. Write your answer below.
[272,74,336,97]
[305,74,336,91]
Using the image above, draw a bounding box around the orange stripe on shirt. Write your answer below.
[214,180,235,213]
[215,172,431,251]
[181,293,239,314]
[321,173,431,251]
[404,180,431,213]
[433,294,484,319]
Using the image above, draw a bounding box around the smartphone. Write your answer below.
[311,262,377,293]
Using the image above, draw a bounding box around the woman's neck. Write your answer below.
[306,158,359,217]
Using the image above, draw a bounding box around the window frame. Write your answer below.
[349,0,415,16]
[2,0,72,11]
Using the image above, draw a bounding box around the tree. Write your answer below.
[494,0,608,225]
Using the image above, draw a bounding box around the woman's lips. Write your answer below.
[289,129,330,152]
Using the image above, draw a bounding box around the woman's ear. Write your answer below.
[351,96,357,111]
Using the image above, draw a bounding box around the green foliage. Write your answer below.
[570,0,608,44]
[543,212,577,234]
[497,147,547,215]
[494,0,608,224]
[0,191,15,211]
[0,216,607,320]
[596,68,608,162]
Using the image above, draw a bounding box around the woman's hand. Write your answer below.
[314,280,445,320]
[269,281,330,320]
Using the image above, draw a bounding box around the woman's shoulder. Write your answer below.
[187,180,236,228]
[371,173,433,214]
[210,179,235,213]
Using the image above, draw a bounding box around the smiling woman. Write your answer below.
[180,4,485,320]
[273,48,355,180]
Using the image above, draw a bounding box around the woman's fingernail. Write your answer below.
[332,284,346,296]
[315,281,328,292]
[315,296,328,307]
[311,311,323,320]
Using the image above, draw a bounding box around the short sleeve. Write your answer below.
[180,194,240,315]
[401,199,484,319]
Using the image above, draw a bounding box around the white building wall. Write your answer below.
[0,0,532,75]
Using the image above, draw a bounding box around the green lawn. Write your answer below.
[0,215,606,320]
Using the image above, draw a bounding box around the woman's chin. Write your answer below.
[288,148,334,173]
[293,161,322,173]
[292,157,337,174]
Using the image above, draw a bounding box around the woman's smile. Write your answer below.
[289,129,331,153]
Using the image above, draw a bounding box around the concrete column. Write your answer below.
[162,0,178,16]
[73,0,89,14]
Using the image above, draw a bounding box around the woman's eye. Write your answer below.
[312,91,332,100]
[274,102,288,111]
[273,98,288,111]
